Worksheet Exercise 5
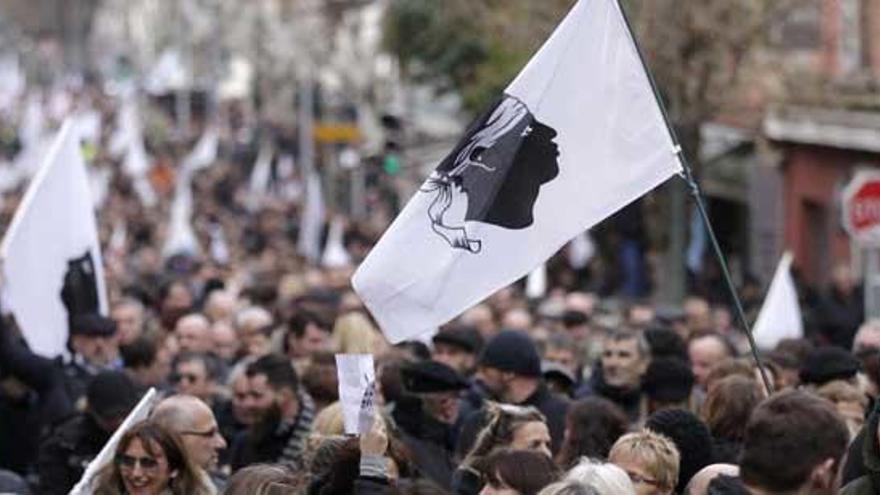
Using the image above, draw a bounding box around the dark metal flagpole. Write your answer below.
[613,0,775,395]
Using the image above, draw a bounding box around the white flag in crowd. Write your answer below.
[182,125,219,173]
[567,231,596,269]
[322,216,352,268]
[525,263,547,299]
[69,388,159,495]
[0,120,108,357]
[353,0,682,342]
[297,172,326,263]
[753,252,803,350]
[335,354,375,435]
[162,182,201,258]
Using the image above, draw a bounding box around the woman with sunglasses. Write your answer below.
[93,420,215,495]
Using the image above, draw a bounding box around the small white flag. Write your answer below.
[353,0,682,343]
[322,216,351,268]
[567,231,596,269]
[162,182,200,258]
[753,252,803,350]
[525,263,547,299]
[182,126,219,173]
[69,388,159,495]
[297,172,325,263]
[1,120,108,357]
[335,354,375,435]
[248,141,274,210]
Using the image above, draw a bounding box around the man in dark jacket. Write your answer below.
[842,401,880,494]
[36,370,139,495]
[229,354,315,471]
[576,330,649,424]
[455,330,569,457]
[59,314,122,408]
[395,359,470,489]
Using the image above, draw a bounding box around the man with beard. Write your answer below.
[394,360,469,489]
[576,330,649,424]
[151,395,228,489]
[455,330,569,457]
[229,354,315,471]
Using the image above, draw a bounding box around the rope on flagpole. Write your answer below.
[613,0,774,396]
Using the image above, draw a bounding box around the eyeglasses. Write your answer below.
[180,426,220,438]
[626,471,663,488]
[115,454,159,471]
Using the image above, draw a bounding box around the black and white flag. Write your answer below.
[353,0,682,342]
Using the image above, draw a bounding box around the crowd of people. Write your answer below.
[0,84,877,495]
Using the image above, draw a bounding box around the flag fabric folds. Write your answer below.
[0,120,108,357]
[353,0,682,343]
[753,252,804,350]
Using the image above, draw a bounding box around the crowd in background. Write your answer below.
[0,84,877,495]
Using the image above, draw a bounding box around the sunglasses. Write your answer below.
[115,454,159,470]
[171,373,201,384]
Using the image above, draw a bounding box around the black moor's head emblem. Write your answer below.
[421,95,559,253]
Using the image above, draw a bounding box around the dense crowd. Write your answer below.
[0,85,877,495]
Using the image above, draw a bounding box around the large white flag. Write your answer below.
[182,126,219,173]
[753,252,803,350]
[353,0,682,343]
[1,120,108,357]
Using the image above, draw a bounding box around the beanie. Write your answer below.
[646,408,714,494]
[799,346,861,386]
[479,330,541,377]
[642,357,695,403]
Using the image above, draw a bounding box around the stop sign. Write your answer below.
[842,170,880,246]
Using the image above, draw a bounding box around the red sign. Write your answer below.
[842,171,880,246]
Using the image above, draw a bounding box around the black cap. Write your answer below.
[70,313,117,337]
[799,346,861,385]
[401,360,469,394]
[642,357,695,403]
[433,325,484,354]
[86,370,140,420]
[479,330,541,377]
[542,361,576,388]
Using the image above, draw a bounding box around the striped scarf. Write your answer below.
[275,392,316,469]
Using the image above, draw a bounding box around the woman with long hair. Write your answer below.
[556,398,629,468]
[92,420,213,495]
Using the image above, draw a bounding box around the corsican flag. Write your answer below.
[753,252,803,350]
[297,172,326,264]
[1,120,108,357]
[353,0,682,343]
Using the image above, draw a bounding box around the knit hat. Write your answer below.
[401,360,469,394]
[433,325,484,354]
[646,408,714,494]
[86,370,140,421]
[642,357,695,403]
[479,330,542,377]
[799,346,861,386]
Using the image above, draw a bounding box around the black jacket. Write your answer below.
[842,403,880,494]
[36,413,110,495]
[396,407,458,488]
[455,382,569,458]
[575,366,643,424]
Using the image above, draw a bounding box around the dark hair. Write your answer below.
[94,421,209,495]
[702,375,762,442]
[644,326,688,361]
[557,398,628,467]
[121,336,159,369]
[739,390,849,492]
[481,449,559,495]
[224,464,302,495]
[174,351,222,382]
[247,354,299,393]
[287,310,330,339]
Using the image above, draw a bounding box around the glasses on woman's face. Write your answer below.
[625,470,663,488]
[115,454,159,471]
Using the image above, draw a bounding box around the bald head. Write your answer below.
[174,313,212,353]
[152,394,226,470]
[152,394,212,431]
[685,463,739,495]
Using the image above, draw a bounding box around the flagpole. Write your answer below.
[613,0,774,395]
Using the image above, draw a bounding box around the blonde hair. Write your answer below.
[312,401,345,436]
[333,312,387,355]
[609,431,680,492]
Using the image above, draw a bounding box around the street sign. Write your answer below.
[842,170,880,247]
